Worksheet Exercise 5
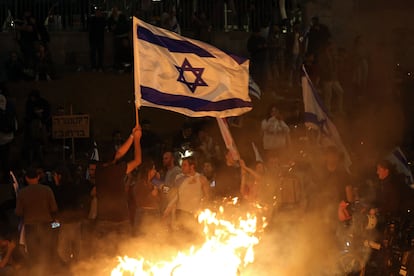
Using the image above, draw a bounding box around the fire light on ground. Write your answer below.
[111,206,267,276]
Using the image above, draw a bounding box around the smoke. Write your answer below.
[65,197,379,276]
[246,209,377,275]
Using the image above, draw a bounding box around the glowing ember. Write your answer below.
[111,207,265,276]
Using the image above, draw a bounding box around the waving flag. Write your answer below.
[216,118,240,161]
[386,147,414,188]
[133,17,252,118]
[301,66,352,169]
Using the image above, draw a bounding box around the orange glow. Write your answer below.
[111,207,265,276]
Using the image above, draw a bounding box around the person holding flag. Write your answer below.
[132,17,253,199]
[94,125,142,238]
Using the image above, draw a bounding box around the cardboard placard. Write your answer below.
[52,114,90,138]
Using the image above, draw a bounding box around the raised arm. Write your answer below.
[239,159,262,180]
[113,129,136,163]
[126,126,142,174]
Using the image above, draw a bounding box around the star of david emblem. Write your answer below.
[175,58,208,93]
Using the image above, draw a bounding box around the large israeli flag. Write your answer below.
[301,66,352,169]
[133,17,252,118]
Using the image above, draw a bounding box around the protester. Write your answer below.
[133,159,161,234]
[15,11,39,69]
[88,7,106,72]
[214,150,243,199]
[373,160,404,224]
[319,42,345,115]
[94,125,142,239]
[159,150,181,229]
[261,104,290,157]
[310,146,354,225]
[165,156,210,235]
[52,165,86,265]
[15,167,58,275]
[1,4,414,275]
[306,16,331,57]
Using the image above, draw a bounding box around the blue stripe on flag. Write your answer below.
[301,65,352,169]
[226,52,249,65]
[141,86,252,111]
[302,67,330,116]
[138,26,215,58]
[304,112,321,125]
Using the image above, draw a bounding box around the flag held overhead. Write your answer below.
[133,17,252,118]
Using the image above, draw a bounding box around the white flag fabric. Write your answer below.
[301,66,352,169]
[133,17,252,118]
[216,118,240,161]
[386,147,414,187]
[90,140,100,161]
[252,142,263,162]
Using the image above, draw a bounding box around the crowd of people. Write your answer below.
[0,4,413,276]
[0,89,413,274]
[1,4,216,81]
[247,15,371,118]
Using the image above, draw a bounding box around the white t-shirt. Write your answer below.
[261,117,290,150]
[176,173,204,214]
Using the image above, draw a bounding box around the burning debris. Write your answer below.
[111,206,267,276]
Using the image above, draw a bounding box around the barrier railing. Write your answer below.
[0,0,299,33]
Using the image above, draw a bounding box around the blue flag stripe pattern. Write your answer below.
[141,86,253,111]
[133,17,252,118]
[301,65,352,169]
[137,26,215,58]
[138,25,248,65]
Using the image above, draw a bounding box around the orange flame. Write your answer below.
[111,206,265,276]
